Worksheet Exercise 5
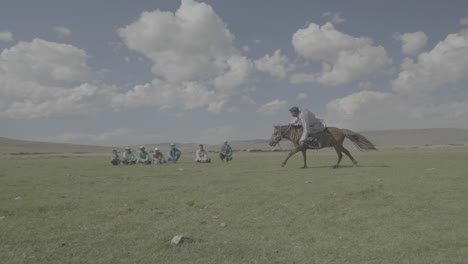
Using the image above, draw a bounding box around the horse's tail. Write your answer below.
[342,129,377,151]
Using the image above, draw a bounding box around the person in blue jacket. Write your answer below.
[168,143,182,163]
[219,140,233,162]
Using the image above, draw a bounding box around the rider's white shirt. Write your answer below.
[290,109,326,142]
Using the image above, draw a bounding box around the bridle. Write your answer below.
[271,125,292,146]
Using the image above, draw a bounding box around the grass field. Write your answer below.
[1,148,468,263]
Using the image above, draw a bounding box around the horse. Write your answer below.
[269,125,377,168]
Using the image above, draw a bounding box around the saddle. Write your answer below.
[303,130,329,149]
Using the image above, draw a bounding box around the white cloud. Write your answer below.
[322,11,345,24]
[394,31,428,55]
[53,26,72,37]
[227,106,240,113]
[291,22,391,85]
[0,31,13,42]
[116,0,252,113]
[242,45,250,52]
[118,0,235,82]
[112,79,223,113]
[0,39,113,118]
[393,29,468,95]
[325,90,468,131]
[256,99,287,115]
[255,49,295,79]
[254,39,262,44]
[240,95,256,105]
[212,55,253,93]
[325,27,468,131]
[460,17,468,26]
[296,92,308,100]
[0,38,90,85]
[325,91,396,129]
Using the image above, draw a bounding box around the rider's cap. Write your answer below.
[289,106,300,113]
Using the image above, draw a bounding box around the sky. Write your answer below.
[1,0,468,146]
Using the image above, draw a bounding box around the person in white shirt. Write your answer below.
[195,144,211,163]
[153,147,167,165]
[289,106,327,148]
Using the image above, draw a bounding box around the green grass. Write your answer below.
[1,148,468,263]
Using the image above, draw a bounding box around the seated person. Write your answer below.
[167,143,182,163]
[195,144,211,163]
[110,149,121,165]
[153,147,166,164]
[122,147,136,165]
[219,140,233,162]
[136,146,151,165]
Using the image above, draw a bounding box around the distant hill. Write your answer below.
[0,137,111,155]
[140,128,468,151]
[1,128,467,155]
[187,128,468,151]
[361,128,468,147]
[209,128,468,150]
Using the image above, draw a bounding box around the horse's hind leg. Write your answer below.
[333,145,343,168]
[301,149,307,168]
[342,147,358,165]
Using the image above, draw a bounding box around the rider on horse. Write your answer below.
[289,106,327,149]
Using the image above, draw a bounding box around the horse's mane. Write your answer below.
[275,125,303,145]
[275,124,302,130]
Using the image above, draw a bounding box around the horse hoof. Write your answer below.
[281,164,286,167]
[332,165,339,169]
[300,166,307,169]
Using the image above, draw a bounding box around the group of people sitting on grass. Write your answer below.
[110,141,233,165]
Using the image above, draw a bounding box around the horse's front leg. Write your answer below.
[281,148,301,167]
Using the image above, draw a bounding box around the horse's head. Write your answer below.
[269,125,284,147]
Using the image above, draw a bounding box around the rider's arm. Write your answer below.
[289,117,300,126]
[299,113,309,142]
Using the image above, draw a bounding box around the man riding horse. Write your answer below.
[269,106,377,168]
[289,106,328,149]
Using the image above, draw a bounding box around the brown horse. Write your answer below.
[269,125,376,168]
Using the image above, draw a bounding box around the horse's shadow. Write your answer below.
[303,164,390,169]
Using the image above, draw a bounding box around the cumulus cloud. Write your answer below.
[53,26,72,37]
[392,29,468,95]
[322,11,345,24]
[227,106,240,113]
[112,78,226,113]
[254,49,295,79]
[394,31,428,55]
[460,17,468,26]
[325,90,468,131]
[0,31,13,42]
[325,27,468,131]
[116,0,252,113]
[296,92,308,100]
[0,39,114,118]
[290,22,391,85]
[325,91,397,130]
[256,99,287,115]
[0,38,90,85]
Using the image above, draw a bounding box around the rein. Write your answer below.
[275,125,293,148]
[281,125,292,138]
